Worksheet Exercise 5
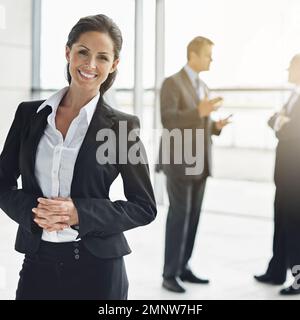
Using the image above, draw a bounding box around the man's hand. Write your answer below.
[197,96,223,118]
[32,197,79,232]
[215,114,232,130]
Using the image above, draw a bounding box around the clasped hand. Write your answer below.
[32,197,79,232]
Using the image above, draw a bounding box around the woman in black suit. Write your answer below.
[0,14,156,300]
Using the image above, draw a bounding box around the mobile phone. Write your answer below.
[210,97,223,104]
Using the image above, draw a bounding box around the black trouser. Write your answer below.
[266,183,300,283]
[282,184,300,277]
[16,240,128,300]
[163,175,206,278]
[266,187,288,283]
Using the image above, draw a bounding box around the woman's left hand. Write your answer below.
[32,197,79,232]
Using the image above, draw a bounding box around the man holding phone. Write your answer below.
[157,36,230,293]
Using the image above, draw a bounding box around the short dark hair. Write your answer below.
[187,36,214,60]
[66,14,123,95]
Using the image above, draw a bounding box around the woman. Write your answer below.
[0,14,156,300]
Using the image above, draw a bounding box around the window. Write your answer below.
[40,0,135,90]
[165,0,300,87]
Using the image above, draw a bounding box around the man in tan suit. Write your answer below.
[157,36,230,293]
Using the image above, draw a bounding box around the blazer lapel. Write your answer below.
[26,105,52,194]
[180,68,199,103]
[71,95,115,195]
[287,95,300,118]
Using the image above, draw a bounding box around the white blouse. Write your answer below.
[35,87,99,242]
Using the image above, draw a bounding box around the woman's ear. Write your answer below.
[110,58,120,74]
[65,46,71,62]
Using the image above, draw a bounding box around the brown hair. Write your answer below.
[187,36,214,60]
[66,14,122,95]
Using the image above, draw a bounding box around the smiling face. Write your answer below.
[65,31,119,94]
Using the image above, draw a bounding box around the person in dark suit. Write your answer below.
[157,36,230,293]
[254,54,300,295]
[0,14,156,300]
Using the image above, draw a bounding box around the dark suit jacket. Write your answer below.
[268,95,300,188]
[156,68,221,180]
[0,96,157,258]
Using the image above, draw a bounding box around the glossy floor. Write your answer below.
[0,178,298,300]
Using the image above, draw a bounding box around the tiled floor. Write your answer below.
[0,178,299,300]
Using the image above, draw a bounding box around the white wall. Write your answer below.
[0,0,32,146]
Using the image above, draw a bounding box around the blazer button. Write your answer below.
[74,254,80,260]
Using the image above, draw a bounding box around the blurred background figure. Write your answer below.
[255,54,300,295]
[157,36,230,293]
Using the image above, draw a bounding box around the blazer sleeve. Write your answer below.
[274,115,300,141]
[268,112,279,130]
[268,105,300,140]
[160,77,204,129]
[73,116,157,238]
[0,103,40,234]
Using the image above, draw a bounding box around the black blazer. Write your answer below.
[0,96,157,258]
[268,95,300,188]
[156,68,221,180]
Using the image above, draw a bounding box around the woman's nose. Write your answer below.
[86,56,97,68]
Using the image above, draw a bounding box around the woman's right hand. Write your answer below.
[32,199,71,232]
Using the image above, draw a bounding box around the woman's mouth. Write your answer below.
[78,70,98,80]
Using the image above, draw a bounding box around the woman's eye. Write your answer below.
[98,56,109,61]
[78,50,88,56]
